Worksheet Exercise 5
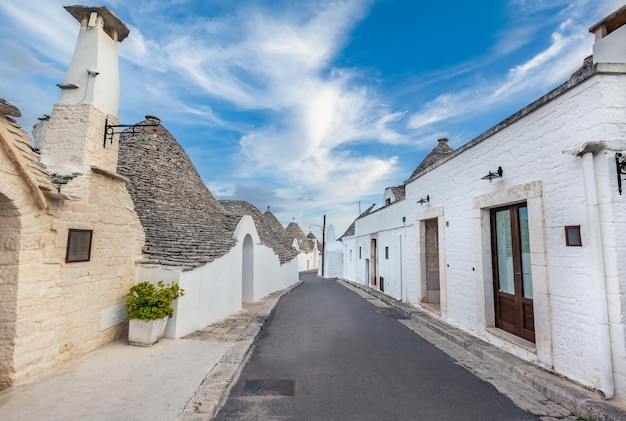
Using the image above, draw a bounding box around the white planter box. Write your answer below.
[128,317,168,347]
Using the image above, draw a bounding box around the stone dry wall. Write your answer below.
[0,122,144,388]
[40,104,119,175]
[10,169,144,385]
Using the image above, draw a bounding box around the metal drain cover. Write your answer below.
[241,380,295,396]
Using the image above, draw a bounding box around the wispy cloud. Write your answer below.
[407,10,593,130]
[1,0,620,233]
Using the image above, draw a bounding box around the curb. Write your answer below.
[178,280,303,421]
[338,278,626,421]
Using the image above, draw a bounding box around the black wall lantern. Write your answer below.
[481,166,503,180]
[616,153,626,195]
[417,195,430,205]
[103,115,165,148]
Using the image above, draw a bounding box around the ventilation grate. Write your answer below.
[241,380,295,397]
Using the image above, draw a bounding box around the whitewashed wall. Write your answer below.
[297,250,318,271]
[253,244,299,301]
[342,202,410,300]
[400,71,626,398]
[339,68,626,399]
[137,216,299,339]
[137,249,242,339]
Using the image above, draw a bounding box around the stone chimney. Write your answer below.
[39,6,129,175]
[589,5,626,64]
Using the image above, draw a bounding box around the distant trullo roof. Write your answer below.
[408,138,454,181]
[262,207,285,233]
[220,200,298,264]
[339,203,376,240]
[285,219,315,252]
[307,232,322,250]
[117,116,239,269]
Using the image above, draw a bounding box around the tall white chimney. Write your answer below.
[589,5,626,64]
[40,6,129,175]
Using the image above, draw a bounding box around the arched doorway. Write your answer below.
[0,193,19,390]
[242,234,254,303]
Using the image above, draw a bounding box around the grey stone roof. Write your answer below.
[220,200,298,264]
[117,117,239,269]
[262,208,285,232]
[409,138,454,180]
[285,220,315,252]
[339,203,376,240]
[0,100,56,208]
[307,232,322,251]
[390,185,405,201]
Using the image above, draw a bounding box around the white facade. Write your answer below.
[340,10,626,402]
[293,238,319,272]
[137,216,299,339]
[318,226,343,278]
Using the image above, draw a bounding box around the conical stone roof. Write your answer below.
[286,220,315,252]
[307,232,322,251]
[117,116,239,269]
[408,138,454,181]
[221,200,297,264]
[262,207,285,233]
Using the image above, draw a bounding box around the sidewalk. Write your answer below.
[0,281,302,421]
[338,278,626,421]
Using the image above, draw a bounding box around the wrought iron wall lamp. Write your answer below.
[102,116,165,148]
[417,195,430,205]
[616,153,626,195]
[481,166,503,180]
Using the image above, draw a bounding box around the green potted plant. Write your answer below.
[126,281,184,346]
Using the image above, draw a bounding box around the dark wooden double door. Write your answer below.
[491,203,535,343]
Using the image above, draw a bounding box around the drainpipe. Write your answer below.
[579,145,614,399]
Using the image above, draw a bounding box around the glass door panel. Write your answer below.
[518,207,533,299]
[495,210,514,295]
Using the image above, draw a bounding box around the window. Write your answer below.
[359,247,362,259]
[66,229,93,262]
[349,249,353,261]
[564,226,582,246]
[385,247,389,259]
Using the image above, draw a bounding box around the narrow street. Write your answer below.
[216,272,536,421]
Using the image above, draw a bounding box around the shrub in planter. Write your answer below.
[126,281,184,346]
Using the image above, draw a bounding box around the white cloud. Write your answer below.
[408,10,593,130]
[0,1,77,64]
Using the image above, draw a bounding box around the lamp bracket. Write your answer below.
[616,153,626,195]
[481,166,503,180]
[103,117,160,148]
[417,195,430,205]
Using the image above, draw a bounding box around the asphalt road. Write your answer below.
[216,272,536,421]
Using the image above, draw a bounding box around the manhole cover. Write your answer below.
[241,380,295,396]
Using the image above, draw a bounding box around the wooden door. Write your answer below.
[491,204,535,342]
[425,218,440,303]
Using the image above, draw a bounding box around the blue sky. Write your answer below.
[0,0,623,238]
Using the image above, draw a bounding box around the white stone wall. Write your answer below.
[138,216,299,339]
[342,202,409,300]
[401,72,626,397]
[340,70,626,399]
[297,250,318,271]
